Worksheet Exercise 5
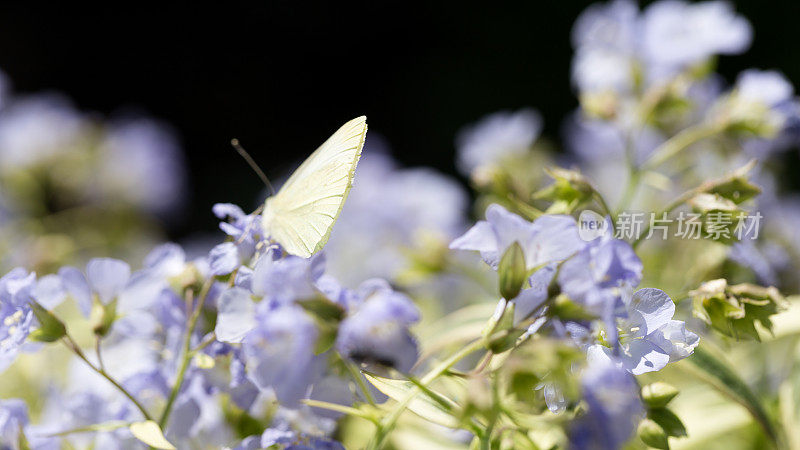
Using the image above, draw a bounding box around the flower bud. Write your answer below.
[498,242,527,300]
[637,418,669,450]
[642,382,679,408]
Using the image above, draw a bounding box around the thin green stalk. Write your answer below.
[617,123,724,216]
[615,170,641,216]
[642,123,724,171]
[302,399,378,423]
[345,359,376,406]
[62,335,153,421]
[367,338,487,450]
[158,279,214,429]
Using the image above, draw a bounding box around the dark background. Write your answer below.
[0,0,797,238]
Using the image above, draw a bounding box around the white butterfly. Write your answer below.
[262,116,367,258]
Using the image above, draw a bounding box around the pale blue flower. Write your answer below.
[450,204,585,271]
[250,250,324,304]
[241,303,321,406]
[557,233,642,318]
[336,279,420,372]
[570,348,643,450]
[323,144,467,285]
[0,398,28,447]
[213,203,262,263]
[564,112,664,165]
[736,69,794,108]
[571,0,639,93]
[215,287,255,344]
[590,288,699,375]
[86,258,131,304]
[31,274,67,310]
[209,242,241,276]
[56,267,93,316]
[455,109,543,175]
[98,118,187,216]
[641,1,751,74]
[0,268,35,373]
[0,95,87,170]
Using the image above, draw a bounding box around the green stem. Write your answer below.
[642,123,724,171]
[62,335,153,421]
[615,170,641,216]
[367,338,487,450]
[345,359,376,406]
[158,279,214,429]
[616,123,724,216]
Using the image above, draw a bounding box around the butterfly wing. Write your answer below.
[262,116,367,257]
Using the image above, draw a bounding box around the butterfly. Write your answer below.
[261,116,367,258]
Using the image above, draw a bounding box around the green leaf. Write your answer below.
[648,407,687,438]
[534,167,594,214]
[363,372,460,428]
[498,242,527,300]
[638,418,669,449]
[642,382,679,409]
[298,295,345,322]
[29,303,67,343]
[129,421,176,450]
[45,420,131,437]
[690,279,787,341]
[685,346,779,445]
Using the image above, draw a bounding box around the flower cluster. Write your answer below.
[0,69,186,273]
[2,1,800,449]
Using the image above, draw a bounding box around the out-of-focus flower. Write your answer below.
[241,303,320,406]
[572,0,751,94]
[455,109,543,176]
[641,1,751,74]
[97,118,187,217]
[233,422,345,450]
[324,142,467,286]
[0,398,28,446]
[570,348,644,450]
[336,279,420,372]
[0,268,35,373]
[35,258,131,318]
[564,112,664,165]
[571,0,639,94]
[0,95,87,171]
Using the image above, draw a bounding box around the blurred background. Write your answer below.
[1,0,798,241]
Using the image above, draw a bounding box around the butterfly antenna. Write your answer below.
[230,138,276,196]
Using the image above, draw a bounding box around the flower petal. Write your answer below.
[628,288,675,335]
[86,258,131,304]
[215,288,256,344]
[621,338,670,375]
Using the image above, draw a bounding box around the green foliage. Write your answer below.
[642,382,679,409]
[690,279,787,341]
[534,167,595,214]
[498,242,527,300]
[28,303,66,343]
[638,418,670,449]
